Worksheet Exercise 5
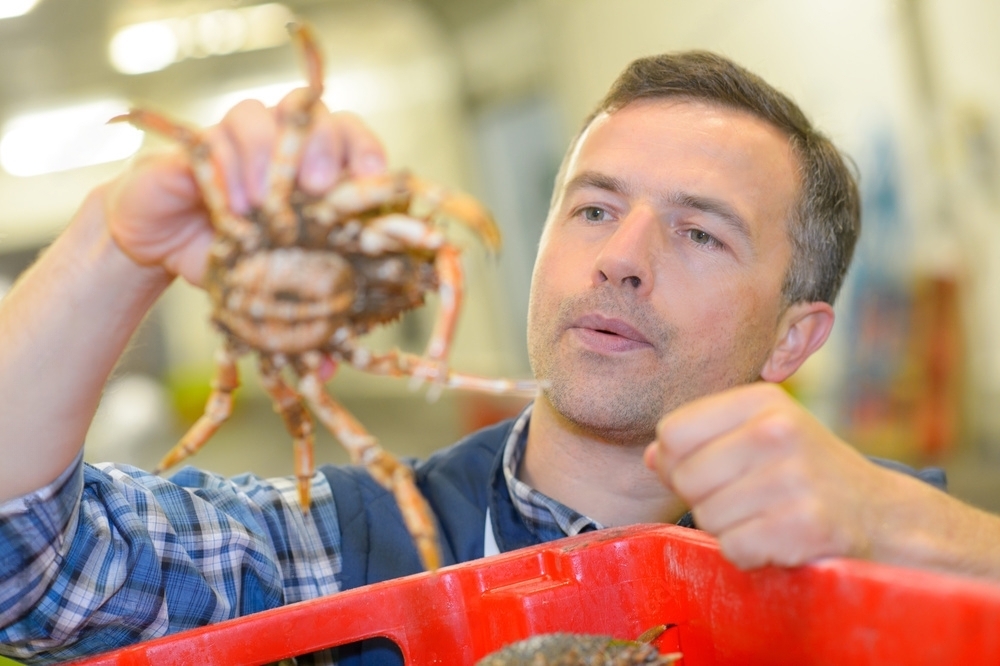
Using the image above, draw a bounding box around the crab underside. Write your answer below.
[115,22,538,571]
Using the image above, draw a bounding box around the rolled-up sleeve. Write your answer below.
[0,455,343,664]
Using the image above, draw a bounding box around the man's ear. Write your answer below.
[760,301,835,383]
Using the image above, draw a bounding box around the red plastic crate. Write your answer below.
[67,523,1000,665]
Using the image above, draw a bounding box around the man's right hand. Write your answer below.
[105,98,387,286]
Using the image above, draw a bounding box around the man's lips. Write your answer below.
[568,313,652,351]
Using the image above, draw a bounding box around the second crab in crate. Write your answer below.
[111,23,537,571]
[475,626,683,665]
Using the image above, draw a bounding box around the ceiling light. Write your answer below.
[109,20,179,75]
[109,3,294,75]
[194,10,248,56]
[0,0,40,20]
[0,101,144,177]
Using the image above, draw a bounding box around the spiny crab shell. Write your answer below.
[475,629,683,665]
[207,177,453,355]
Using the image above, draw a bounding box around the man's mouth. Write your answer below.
[570,313,652,349]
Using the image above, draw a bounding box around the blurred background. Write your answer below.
[1,0,998,510]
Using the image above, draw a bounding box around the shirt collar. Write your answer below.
[500,403,604,539]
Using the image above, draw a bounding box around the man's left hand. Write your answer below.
[645,382,888,568]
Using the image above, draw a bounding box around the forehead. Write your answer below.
[559,99,801,241]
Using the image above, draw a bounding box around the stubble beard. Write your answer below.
[527,289,680,447]
[527,289,774,448]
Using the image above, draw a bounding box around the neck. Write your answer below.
[521,397,687,527]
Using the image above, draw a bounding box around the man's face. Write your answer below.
[526,99,801,445]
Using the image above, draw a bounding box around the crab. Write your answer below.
[475,626,683,665]
[110,22,537,571]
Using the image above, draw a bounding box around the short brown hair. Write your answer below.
[555,51,860,305]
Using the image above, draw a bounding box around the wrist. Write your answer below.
[70,182,175,300]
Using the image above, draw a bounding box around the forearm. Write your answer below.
[0,183,172,502]
[868,469,1000,580]
[0,460,340,663]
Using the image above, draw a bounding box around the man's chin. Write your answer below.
[543,385,661,447]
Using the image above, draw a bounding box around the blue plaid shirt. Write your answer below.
[0,406,599,664]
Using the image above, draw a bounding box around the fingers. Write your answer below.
[646,382,877,569]
[665,412,795,506]
[103,88,389,293]
[212,99,274,213]
[654,382,790,463]
[300,108,387,192]
[273,92,387,192]
[210,95,388,211]
[645,383,790,490]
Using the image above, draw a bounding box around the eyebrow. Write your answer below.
[665,191,753,244]
[563,170,754,244]
[563,171,628,199]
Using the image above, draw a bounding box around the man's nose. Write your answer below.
[591,207,660,295]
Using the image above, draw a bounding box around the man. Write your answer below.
[1,51,995,665]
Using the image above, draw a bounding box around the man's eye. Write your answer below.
[687,229,722,248]
[581,206,607,222]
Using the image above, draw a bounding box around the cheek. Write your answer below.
[527,249,553,310]
[527,250,560,338]
[668,278,776,348]
[529,237,586,303]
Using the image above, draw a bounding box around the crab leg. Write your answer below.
[407,175,502,251]
[425,243,462,361]
[340,344,540,396]
[259,356,316,510]
[403,243,463,398]
[297,369,442,571]
[108,110,260,247]
[155,343,241,474]
[262,22,325,246]
[403,180,505,390]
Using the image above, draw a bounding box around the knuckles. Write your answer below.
[654,383,873,570]
[746,407,804,453]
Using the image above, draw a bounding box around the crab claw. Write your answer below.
[287,22,325,106]
[405,175,502,252]
[108,109,203,150]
